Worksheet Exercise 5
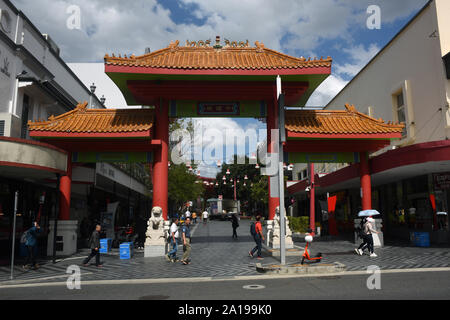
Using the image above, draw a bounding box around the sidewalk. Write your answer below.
[1,220,450,285]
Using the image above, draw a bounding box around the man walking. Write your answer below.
[249,215,264,260]
[166,217,179,262]
[231,213,239,239]
[23,221,41,270]
[181,217,192,265]
[83,224,102,267]
[202,209,208,225]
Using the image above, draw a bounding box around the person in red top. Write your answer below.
[249,215,264,260]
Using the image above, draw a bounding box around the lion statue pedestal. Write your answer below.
[144,206,170,257]
[266,206,294,249]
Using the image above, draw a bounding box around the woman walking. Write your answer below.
[355,217,380,257]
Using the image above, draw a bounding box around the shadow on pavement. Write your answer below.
[192,235,254,243]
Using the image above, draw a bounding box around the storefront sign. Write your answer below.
[434,173,450,190]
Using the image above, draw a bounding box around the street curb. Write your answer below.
[1,267,450,289]
[255,262,346,275]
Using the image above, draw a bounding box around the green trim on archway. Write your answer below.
[72,151,153,163]
[287,152,360,164]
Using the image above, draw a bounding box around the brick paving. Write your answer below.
[1,220,450,284]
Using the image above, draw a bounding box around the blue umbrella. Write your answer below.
[358,209,381,217]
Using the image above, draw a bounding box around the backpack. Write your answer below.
[356,218,366,239]
[20,229,30,244]
[250,222,257,236]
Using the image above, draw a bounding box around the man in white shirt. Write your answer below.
[202,210,209,225]
[166,217,179,262]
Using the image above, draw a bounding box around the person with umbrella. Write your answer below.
[355,210,381,257]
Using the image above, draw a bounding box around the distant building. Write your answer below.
[0,0,150,257]
[288,0,450,244]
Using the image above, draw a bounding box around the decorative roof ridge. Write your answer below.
[104,37,332,67]
[344,103,405,128]
[285,104,404,129]
[28,101,88,126]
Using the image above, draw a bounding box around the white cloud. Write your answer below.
[306,74,348,107]
[306,43,380,106]
[11,0,428,62]
[334,43,380,77]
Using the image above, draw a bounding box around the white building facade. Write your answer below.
[0,0,150,257]
[288,0,450,244]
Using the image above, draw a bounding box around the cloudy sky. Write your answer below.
[12,0,429,177]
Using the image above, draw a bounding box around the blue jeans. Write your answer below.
[251,235,262,257]
[168,238,178,258]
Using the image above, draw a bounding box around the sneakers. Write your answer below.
[248,251,253,258]
[165,254,171,261]
[370,253,378,257]
[354,248,363,256]
[256,256,264,260]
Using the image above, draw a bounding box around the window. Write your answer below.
[396,92,407,138]
[21,95,30,139]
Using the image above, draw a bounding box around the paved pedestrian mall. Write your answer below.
[1,220,450,285]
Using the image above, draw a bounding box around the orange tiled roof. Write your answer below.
[104,37,332,70]
[28,102,154,133]
[285,104,405,135]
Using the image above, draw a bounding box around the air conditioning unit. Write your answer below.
[0,9,13,34]
[42,34,60,56]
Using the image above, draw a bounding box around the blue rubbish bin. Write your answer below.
[414,232,430,247]
[100,238,112,253]
[119,242,133,259]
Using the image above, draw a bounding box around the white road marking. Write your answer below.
[1,267,450,289]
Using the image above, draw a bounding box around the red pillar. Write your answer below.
[309,163,315,235]
[360,151,372,210]
[59,152,72,220]
[152,99,169,220]
[267,95,279,220]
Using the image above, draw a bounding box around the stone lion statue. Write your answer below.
[149,206,163,230]
[145,206,165,244]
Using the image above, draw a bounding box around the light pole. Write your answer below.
[89,83,96,108]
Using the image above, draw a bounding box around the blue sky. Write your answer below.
[12,0,430,177]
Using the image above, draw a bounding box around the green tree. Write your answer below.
[168,163,204,214]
